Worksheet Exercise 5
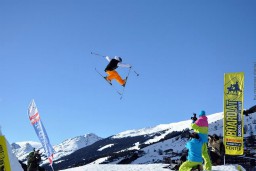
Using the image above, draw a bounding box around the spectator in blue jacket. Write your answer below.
[179,132,203,171]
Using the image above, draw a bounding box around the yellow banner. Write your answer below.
[223,72,244,155]
[0,136,11,171]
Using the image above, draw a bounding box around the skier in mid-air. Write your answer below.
[104,56,131,87]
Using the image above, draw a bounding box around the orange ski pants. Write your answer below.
[106,70,125,85]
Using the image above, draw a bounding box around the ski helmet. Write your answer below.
[114,56,122,62]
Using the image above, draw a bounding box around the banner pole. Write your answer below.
[50,164,55,171]
[224,154,226,165]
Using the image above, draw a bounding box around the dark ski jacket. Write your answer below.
[27,151,41,171]
[105,59,120,71]
[104,56,131,71]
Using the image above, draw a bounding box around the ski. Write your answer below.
[95,68,122,95]
[119,76,128,100]
[91,52,105,57]
[120,67,132,100]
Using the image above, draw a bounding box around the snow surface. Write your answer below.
[97,144,114,151]
[59,164,246,171]
[11,112,256,170]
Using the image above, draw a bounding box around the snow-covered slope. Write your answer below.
[53,133,102,159]
[59,163,246,171]
[12,133,102,164]
[12,112,256,170]
[93,112,256,166]
[128,112,255,164]
[114,112,223,139]
[12,141,42,161]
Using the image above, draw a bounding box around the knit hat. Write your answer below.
[199,110,206,117]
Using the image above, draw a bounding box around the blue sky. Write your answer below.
[0,1,255,145]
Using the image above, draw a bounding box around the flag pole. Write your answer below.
[50,165,55,171]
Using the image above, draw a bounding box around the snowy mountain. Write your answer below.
[13,112,256,170]
[12,133,102,165]
[12,141,42,161]
[113,112,224,139]
[53,133,102,161]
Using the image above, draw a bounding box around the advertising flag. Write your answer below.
[223,72,244,155]
[28,100,54,165]
[0,136,11,171]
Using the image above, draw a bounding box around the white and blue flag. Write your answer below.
[28,99,54,165]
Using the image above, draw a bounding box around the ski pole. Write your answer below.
[133,70,139,76]
[91,52,105,57]
[120,67,132,100]
[131,68,139,76]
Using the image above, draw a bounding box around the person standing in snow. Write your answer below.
[208,134,225,165]
[104,56,131,87]
[27,149,41,171]
[191,110,212,171]
[179,132,203,171]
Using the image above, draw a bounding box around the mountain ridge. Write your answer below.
[12,112,256,170]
